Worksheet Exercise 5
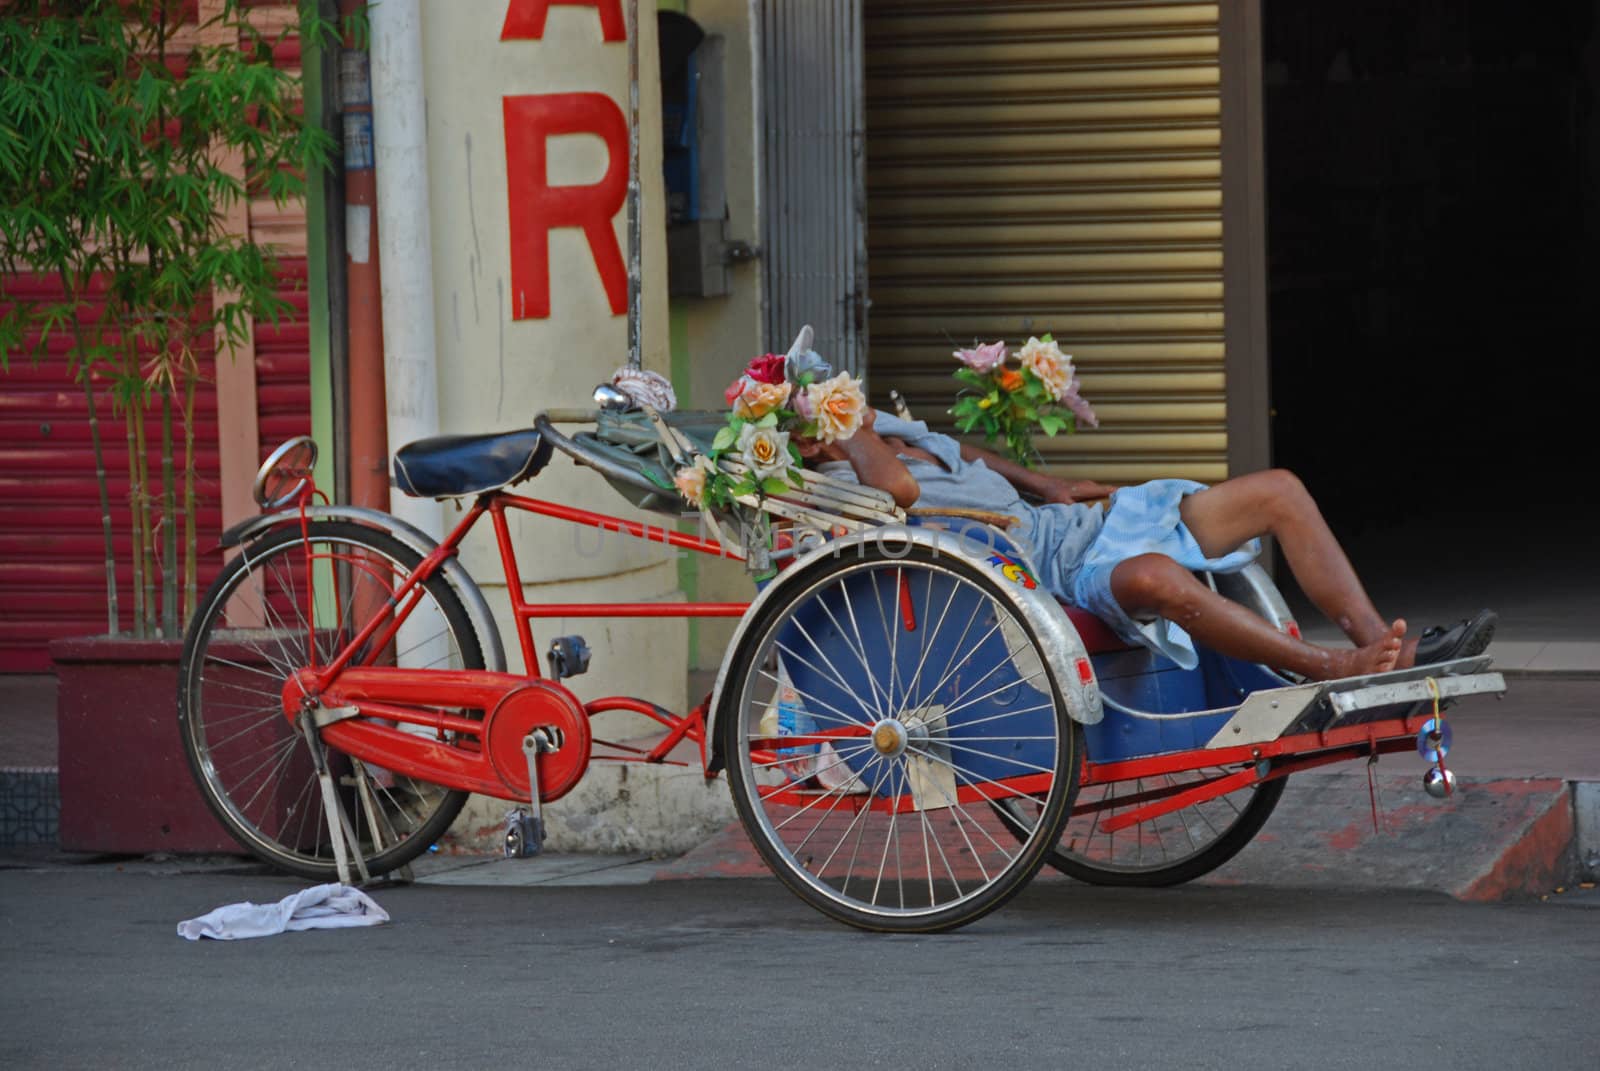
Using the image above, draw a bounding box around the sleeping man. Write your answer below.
[798,408,1496,682]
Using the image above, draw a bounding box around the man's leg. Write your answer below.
[1110,553,1405,681]
[1175,469,1413,661]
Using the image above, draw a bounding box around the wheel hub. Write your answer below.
[281,670,321,726]
[871,718,908,757]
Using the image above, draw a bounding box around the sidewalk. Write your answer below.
[5,674,1598,899]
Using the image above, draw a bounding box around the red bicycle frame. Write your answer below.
[275,482,1448,823]
[279,485,753,805]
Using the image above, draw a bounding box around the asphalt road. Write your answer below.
[1,862,1595,1070]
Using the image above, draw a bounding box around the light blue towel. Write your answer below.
[1071,479,1261,669]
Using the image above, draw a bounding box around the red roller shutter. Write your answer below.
[256,257,313,456]
[1,1,313,671]
[0,274,224,671]
[251,0,313,464]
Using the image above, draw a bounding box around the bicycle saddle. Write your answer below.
[393,428,553,499]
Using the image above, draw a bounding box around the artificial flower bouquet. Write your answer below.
[673,347,867,512]
[949,334,1098,466]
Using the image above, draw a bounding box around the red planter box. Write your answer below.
[52,636,239,854]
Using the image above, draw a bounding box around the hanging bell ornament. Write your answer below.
[1416,717,1453,762]
[1423,766,1457,799]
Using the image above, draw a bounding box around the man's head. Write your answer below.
[792,433,846,465]
[792,406,878,465]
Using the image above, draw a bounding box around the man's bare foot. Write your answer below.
[1307,619,1406,681]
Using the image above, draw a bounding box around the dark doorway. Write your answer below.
[1262,0,1600,644]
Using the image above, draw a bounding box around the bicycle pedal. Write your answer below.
[503,808,545,859]
[546,635,591,680]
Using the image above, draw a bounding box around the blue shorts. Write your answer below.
[1064,479,1261,670]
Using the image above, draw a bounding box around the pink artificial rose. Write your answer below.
[724,375,754,407]
[745,353,788,385]
[1062,383,1100,429]
[674,463,707,506]
[954,340,1007,373]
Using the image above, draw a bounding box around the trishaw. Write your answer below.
[178,369,1506,933]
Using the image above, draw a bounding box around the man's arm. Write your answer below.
[957,442,1115,505]
[838,413,920,509]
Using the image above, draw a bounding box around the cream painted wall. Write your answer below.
[418,1,732,850]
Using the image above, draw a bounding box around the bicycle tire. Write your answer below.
[996,769,1287,886]
[178,520,483,879]
[718,541,1080,933]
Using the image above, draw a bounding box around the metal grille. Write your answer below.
[760,0,868,372]
[863,0,1227,482]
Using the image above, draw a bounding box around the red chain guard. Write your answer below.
[306,669,591,804]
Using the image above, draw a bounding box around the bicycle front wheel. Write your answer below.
[719,542,1080,933]
[178,521,483,879]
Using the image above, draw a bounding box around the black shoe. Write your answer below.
[1413,609,1498,666]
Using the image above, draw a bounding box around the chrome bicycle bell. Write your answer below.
[593,382,631,411]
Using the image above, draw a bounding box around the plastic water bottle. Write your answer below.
[776,687,819,783]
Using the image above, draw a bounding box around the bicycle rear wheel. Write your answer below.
[178,521,483,879]
[996,766,1286,886]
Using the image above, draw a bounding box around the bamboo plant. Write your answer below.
[0,0,344,638]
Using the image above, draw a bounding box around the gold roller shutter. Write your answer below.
[863,1,1227,483]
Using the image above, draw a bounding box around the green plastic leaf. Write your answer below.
[711,425,738,452]
[761,476,791,496]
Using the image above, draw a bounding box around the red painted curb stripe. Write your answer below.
[1456,784,1575,902]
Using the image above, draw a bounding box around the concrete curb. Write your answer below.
[1574,782,1600,881]
[650,774,1593,901]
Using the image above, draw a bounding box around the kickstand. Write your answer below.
[348,760,413,885]
[299,713,371,887]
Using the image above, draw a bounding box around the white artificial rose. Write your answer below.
[736,422,792,481]
[1016,336,1072,401]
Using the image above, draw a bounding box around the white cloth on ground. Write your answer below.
[176,883,389,941]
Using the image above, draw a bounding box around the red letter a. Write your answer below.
[503,93,628,320]
[501,0,625,42]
